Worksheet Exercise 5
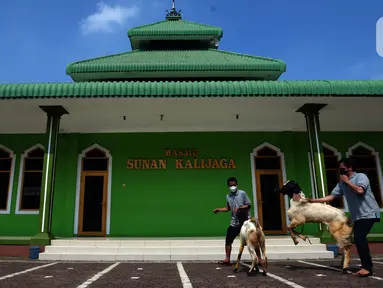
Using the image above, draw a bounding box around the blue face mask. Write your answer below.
[229,185,237,193]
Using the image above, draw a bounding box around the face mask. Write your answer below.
[229,185,237,193]
[339,168,348,175]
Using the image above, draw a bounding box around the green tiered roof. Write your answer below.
[1,81,383,99]
[65,3,286,82]
[66,50,286,82]
[128,18,223,38]
[127,4,223,50]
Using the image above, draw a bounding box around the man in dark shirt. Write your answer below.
[213,177,251,265]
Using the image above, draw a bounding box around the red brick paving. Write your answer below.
[0,246,46,258]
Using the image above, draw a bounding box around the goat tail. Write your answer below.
[255,219,261,229]
[249,217,262,229]
[334,221,354,249]
[247,228,259,244]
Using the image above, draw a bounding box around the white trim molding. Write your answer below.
[346,141,383,211]
[0,145,16,214]
[307,142,349,212]
[74,143,113,236]
[15,143,45,215]
[249,142,289,227]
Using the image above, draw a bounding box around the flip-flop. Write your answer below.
[353,270,373,277]
[217,260,231,266]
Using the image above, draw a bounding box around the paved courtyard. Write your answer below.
[1,258,383,287]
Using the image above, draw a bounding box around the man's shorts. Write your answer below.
[225,225,241,245]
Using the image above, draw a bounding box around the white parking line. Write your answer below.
[298,260,383,281]
[240,262,305,288]
[176,262,193,288]
[356,259,383,265]
[0,262,58,280]
[76,262,120,288]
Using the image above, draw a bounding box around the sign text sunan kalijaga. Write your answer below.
[126,149,236,170]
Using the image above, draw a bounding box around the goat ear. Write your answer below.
[283,180,290,186]
[300,197,309,203]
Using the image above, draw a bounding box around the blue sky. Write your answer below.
[0,0,382,83]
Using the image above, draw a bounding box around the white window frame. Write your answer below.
[346,141,383,211]
[73,143,113,235]
[15,143,45,215]
[0,145,16,214]
[250,142,290,226]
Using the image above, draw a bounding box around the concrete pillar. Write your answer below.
[296,103,330,237]
[30,106,69,246]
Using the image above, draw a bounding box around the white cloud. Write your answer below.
[81,1,140,35]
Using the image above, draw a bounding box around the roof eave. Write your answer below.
[67,70,285,82]
[2,80,383,99]
[129,35,221,50]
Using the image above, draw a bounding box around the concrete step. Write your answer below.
[40,237,333,261]
[44,244,327,254]
[39,251,335,261]
[50,237,320,247]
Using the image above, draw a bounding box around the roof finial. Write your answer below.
[166,0,181,20]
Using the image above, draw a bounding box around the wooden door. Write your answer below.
[78,171,108,236]
[256,170,287,234]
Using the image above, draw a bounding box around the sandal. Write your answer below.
[353,269,373,277]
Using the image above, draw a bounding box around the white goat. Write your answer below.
[278,180,353,274]
[233,217,268,276]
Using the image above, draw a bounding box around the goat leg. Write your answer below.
[260,239,267,276]
[246,243,258,276]
[254,245,263,275]
[233,242,244,273]
[291,224,312,244]
[329,222,353,273]
[341,246,351,274]
[292,229,312,245]
[287,227,299,245]
[287,219,303,245]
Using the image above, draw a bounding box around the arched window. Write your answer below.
[347,143,383,208]
[16,144,44,213]
[252,143,287,235]
[322,144,344,209]
[82,147,108,171]
[0,145,15,213]
[255,146,280,170]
